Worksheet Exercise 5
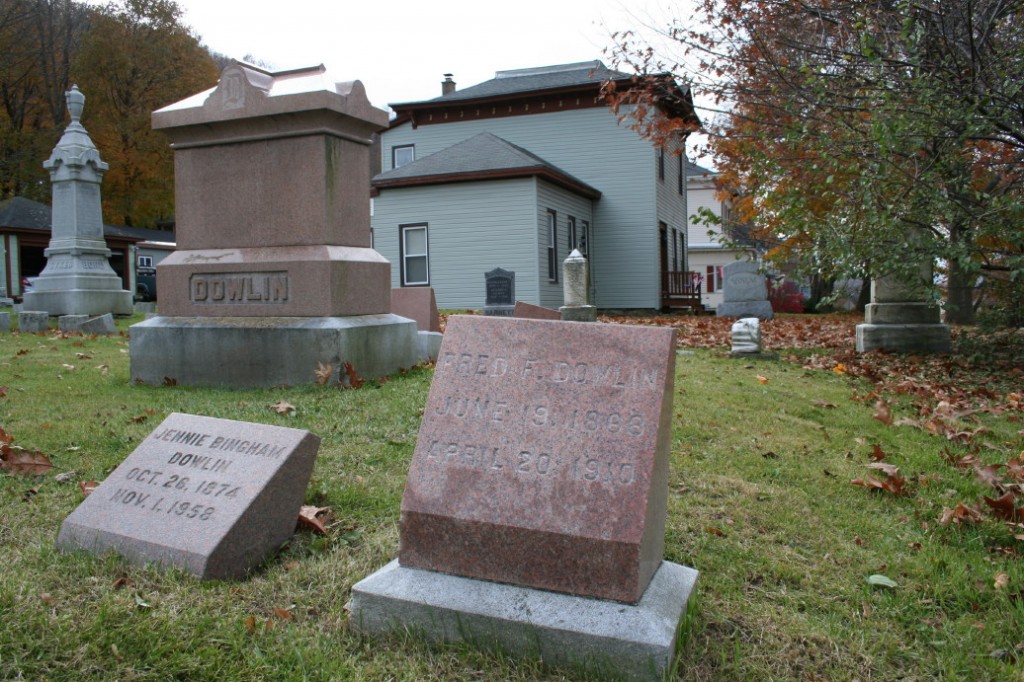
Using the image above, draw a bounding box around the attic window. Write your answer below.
[393,145,415,169]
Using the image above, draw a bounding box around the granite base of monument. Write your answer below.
[716,300,774,320]
[414,330,443,362]
[855,323,951,353]
[129,314,420,387]
[351,559,698,682]
[559,305,598,322]
[22,287,132,318]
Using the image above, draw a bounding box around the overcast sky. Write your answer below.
[155,0,686,108]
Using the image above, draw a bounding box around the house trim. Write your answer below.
[373,166,602,201]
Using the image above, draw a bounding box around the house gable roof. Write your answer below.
[372,132,601,200]
[686,161,716,177]
[389,60,699,131]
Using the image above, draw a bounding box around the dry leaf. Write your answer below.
[995,573,1009,590]
[244,616,257,633]
[939,503,985,526]
[872,400,894,425]
[79,480,98,497]
[314,361,333,386]
[984,493,1024,522]
[112,577,134,590]
[756,375,769,384]
[270,401,296,416]
[272,607,294,621]
[343,361,364,389]
[162,376,177,386]
[832,363,847,375]
[705,526,726,537]
[0,445,54,475]
[812,399,838,408]
[297,505,331,535]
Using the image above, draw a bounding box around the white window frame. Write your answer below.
[138,255,153,268]
[400,223,429,286]
[392,145,415,169]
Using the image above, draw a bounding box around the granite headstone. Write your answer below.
[716,260,773,319]
[483,268,515,317]
[57,413,320,579]
[512,301,561,320]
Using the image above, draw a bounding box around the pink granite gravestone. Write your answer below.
[399,315,676,603]
[391,287,440,332]
[57,413,320,579]
[511,300,561,320]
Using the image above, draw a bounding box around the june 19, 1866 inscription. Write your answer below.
[57,413,320,580]
[399,315,677,604]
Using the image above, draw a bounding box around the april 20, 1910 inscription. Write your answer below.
[399,315,677,604]
[57,413,320,580]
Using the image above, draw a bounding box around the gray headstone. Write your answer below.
[59,315,89,333]
[57,412,321,579]
[80,313,117,335]
[559,249,597,322]
[0,312,9,333]
[717,261,773,320]
[18,311,49,333]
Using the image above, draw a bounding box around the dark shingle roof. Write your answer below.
[392,61,630,106]
[372,132,601,199]
[686,161,716,176]
[0,196,171,241]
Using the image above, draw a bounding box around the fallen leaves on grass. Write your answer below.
[995,573,1009,590]
[0,427,54,476]
[79,480,98,497]
[939,503,985,526]
[342,361,364,389]
[984,493,1024,522]
[756,375,769,384]
[851,462,909,495]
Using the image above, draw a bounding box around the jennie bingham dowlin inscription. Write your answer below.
[399,315,677,603]
[57,413,320,579]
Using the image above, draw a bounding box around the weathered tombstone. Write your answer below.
[730,317,762,354]
[391,287,442,361]
[80,313,116,335]
[856,256,951,353]
[512,300,561,320]
[716,260,773,320]
[351,315,698,680]
[57,412,320,579]
[482,267,515,316]
[18,311,49,333]
[0,312,9,333]
[559,249,597,322]
[130,63,419,386]
[22,86,133,317]
[58,315,89,333]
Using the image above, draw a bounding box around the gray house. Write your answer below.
[371,60,700,310]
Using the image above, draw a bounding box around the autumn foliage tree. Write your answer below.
[0,0,217,227]
[606,0,1024,324]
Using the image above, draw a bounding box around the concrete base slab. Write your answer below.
[18,311,50,333]
[22,288,133,317]
[559,305,598,322]
[856,323,951,353]
[350,559,698,681]
[416,331,443,362]
[716,300,774,320]
[129,314,420,387]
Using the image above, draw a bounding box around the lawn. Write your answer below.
[1,313,1022,681]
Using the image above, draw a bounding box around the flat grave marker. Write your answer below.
[57,413,320,579]
[399,315,676,603]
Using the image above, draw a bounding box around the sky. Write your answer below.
[156,0,685,109]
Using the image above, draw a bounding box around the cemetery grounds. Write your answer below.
[0,313,1022,681]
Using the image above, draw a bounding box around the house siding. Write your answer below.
[656,140,690,277]
[373,178,538,308]
[535,180,594,309]
[381,106,660,308]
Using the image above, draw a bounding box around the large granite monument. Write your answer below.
[21,86,133,317]
[130,63,420,386]
[351,315,698,680]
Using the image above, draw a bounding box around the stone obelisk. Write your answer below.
[23,85,133,316]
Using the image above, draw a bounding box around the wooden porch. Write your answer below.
[661,271,705,312]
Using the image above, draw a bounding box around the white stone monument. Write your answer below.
[22,86,133,317]
[559,249,597,322]
[730,317,762,354]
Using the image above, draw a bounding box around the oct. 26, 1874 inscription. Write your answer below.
[399,315,677,604]
[57,413,320,579]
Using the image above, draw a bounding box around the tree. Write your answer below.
[605,0,1024,324]
[73,0,217,227]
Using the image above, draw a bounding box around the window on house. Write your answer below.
[706,265,723,293]
[678,155,684,194]
[579,220,590,257]
[369,228,374,250]
[392,145,415,169]
[658,148,665,180]
[567,216,577,252]
[547,210,558,282]
[400,223,429,286]
[138,255,153,268]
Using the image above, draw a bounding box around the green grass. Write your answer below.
[1,315,1022,680]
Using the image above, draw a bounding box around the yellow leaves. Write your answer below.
[832,363,847,375]
[756,375,769,384]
